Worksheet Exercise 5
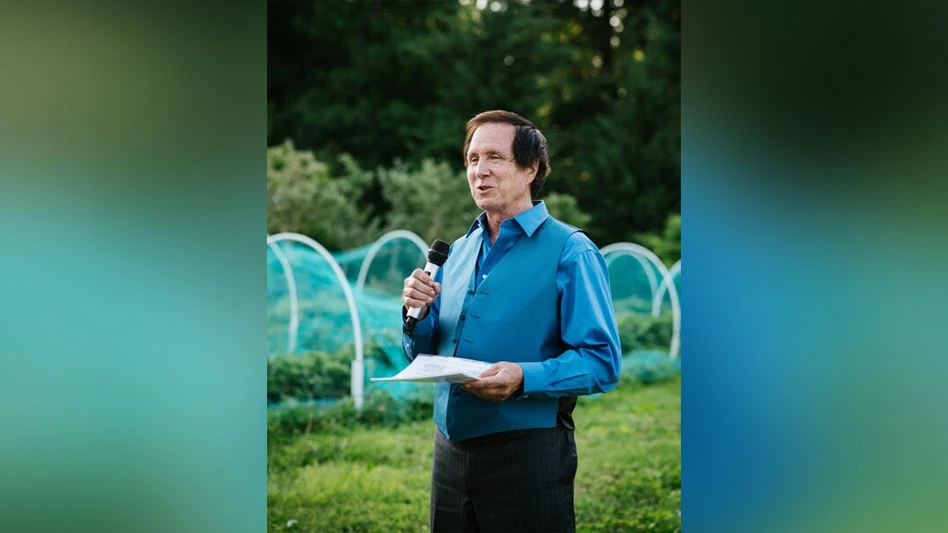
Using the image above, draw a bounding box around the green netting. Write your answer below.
[267,236,431,405]
[608,253,662,315]
[605,250,679,357]
[268,235,681,409]
[267,243,355,355]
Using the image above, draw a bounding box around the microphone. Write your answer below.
[404,239,450,335]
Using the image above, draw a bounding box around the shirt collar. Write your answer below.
[465,201,550,238]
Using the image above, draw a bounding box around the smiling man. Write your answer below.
[401,110,622,533]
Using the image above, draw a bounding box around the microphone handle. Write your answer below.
[406,262,441,321]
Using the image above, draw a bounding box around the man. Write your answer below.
[401,110,622,533]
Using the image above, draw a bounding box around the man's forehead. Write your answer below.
[469,122,516,151]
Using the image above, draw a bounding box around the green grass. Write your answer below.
[268,376,680,532]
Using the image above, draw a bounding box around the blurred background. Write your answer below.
[267,0,680,249]
[266,1,681,531]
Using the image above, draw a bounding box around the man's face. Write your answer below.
[465,122,536,215]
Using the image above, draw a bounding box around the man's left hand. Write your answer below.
[461,362,524,403]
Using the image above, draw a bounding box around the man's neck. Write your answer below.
[484,198,534,245]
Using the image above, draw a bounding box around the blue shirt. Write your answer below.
[409,201,621,399]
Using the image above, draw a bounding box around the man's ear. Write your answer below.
[527,161,539,183]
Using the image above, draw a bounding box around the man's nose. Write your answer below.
[474,159,490,176]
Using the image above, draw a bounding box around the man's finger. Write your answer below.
[465,380,506,392]
[462,380,496,392]
[407,279,434,296]
[411,268,431,281]
[479,365,502,378]
[466,387,502,400]
[411,271,438,293]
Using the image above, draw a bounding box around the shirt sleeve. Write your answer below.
[518,232,622,398]
[401,263,444,362]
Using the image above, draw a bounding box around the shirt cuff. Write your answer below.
[401,306,435,339]
[518,361,546,399]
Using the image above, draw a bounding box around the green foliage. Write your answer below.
[268,0,680,246]
[268,376,681,532]
[622,352,680,384]
[267,343,436,440]
[267,340,397,403]
[574,377,681,532]
[635,213,681,266]
[266,140,379,249]
[267,389,434,442]
[616,312,674,353]
[551,0,681,244]
[377,158,481,243]
[267,420,433,532]
[544,191,593,230]
[267,144,597,246]
[267,350,353,404]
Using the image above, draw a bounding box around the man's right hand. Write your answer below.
[402,268,441,319]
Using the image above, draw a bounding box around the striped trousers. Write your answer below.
[430,425,577,533]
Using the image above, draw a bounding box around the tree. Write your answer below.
[377,159,481,243]
[268,0,680,247]
[267,141,379,250]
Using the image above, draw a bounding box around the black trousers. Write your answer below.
[430,425,577,533]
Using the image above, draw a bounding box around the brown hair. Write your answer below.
[463,110,551,197]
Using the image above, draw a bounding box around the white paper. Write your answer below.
[370,355,492,383]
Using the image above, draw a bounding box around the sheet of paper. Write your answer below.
[370,355,492,383]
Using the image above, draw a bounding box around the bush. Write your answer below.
[616,312,674,353]
[543,191,592,230]
[267,344,436,440]
[267,140,380,249]
[267,350,354,404]
[268,142,602,253]
[377,158,481,243]
[622,351,680,384]
[634,213,681,267]
[267,389,434,441]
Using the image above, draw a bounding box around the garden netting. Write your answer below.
[267,234,680,410]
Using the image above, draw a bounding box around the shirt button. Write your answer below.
[481,274,487,279]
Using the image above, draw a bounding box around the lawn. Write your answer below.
[268,375,680,532]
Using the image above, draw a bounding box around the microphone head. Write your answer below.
[427,239,450,266]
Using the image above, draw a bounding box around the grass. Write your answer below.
[268,375,680,532]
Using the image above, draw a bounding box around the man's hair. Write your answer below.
[463,110,551,197]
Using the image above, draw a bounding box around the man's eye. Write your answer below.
[468,157,478,165]
[489,154,502,161]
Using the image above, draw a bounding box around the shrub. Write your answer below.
[634,213,681,267]
[267,389,434,441]
[267,141,380,249]
[543,191,592,229]
[622,351,680,384]
[377,158,480,243]
[267,349,354,403]
[616,312,674,353]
